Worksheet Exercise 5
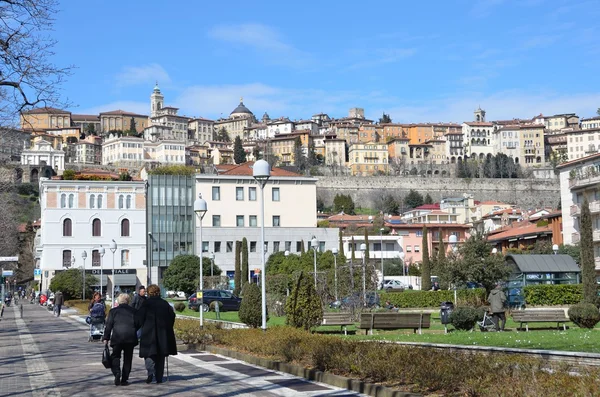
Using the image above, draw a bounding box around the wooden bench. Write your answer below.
[511,309,569,332]
[359,312,431,335]
[321,312,354,335]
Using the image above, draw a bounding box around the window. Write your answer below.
[236,215,244,227]
[226,241,233,253]
[89,194,96,209]
[63,218,72,237]
[272,215,280,227]
[92,218,101,236]
[62,250,72,268]
[126,195,132,209]
[272,187,280,201]
[250,241,257,252]
[414,245,420,252]
[249,215,257,227]
[319,241,325,252]
[60,193,66,208]
[92,250,100,267]
[212,215,221,227]
[214,241,221,253]
[374,242,381,251]
[121,219,130,237]
[296,241,302,252]
[416,230,423,237]
[249,187,257,201]
[212,186,220,200]
[273,241,280,252]
[202,241,209,253]
[97,194,103,209]
[68,194,74,208]
[406,245,412,252]
[121,250,130,266]
[236,187,244,201]
[386,243,394,251]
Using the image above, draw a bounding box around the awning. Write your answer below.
[113,274,137,286]
[506,254,580,273]
[90,275,108,286]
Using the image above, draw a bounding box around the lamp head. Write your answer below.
[284,250,290,257]
[311,236,318,249]
[210,252,215,260]
[252,159,271,185]
[491,248,498,254]
[109,239,117,252]
[552,244,559,253]
[194,193,208,217]
[360,243,366,252]
[82,251,87,259]
[99,246,105,256]
[332,248,338,256]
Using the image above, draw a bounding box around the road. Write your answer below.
[0,301,363,397]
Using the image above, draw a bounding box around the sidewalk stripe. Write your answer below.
[14,306,62,397]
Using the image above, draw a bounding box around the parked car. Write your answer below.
[383,280,405,291]
[329,291,380,309]
[166,290,186,298]
[188,289,242,312]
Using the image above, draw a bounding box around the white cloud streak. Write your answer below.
[115,63,171,88]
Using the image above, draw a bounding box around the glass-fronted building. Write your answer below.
[146,174,195,286]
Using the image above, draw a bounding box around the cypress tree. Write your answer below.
[238,283,264,328]
[233,136,246,164]
[421,226,431,291]
[338,228,344,256]
[285,271,323,330]
[242,238,249,286]
[580,197,596,304]
[351,236,356,262]
[301,240,305,254]
[363,228,370,260]
[234,241,241,296]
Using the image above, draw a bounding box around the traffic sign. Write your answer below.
[34,269,42,276]
[1,270,13,277]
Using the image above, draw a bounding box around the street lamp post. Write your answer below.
[194,193,208,329]
[109,239,117,307]
[311,236,318,290]
[210,252,215,288]
[379,228,385,289]
[253,159,271,332]
[81,251,87,300]
[399,251,406,277]
[360,243,366,305]
[332,248,338,301]
[552,244,559,255]
[99,246,105,299]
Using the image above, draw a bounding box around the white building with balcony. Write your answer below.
[194,162,339,276]
[558,153,600,274]
[37,179,147,295]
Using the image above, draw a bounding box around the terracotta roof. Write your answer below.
[71,114,100,121]
[479,200,509,205]
[556,152,600,169]
[99,110,148,117]
[487,221,552,242]
[23,107,71,115]
[482,208,523,219]
[385,222,470,229]
[464,122,493,127]
[413,204,440,210]
[216,161,302,177]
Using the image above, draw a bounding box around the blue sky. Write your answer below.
[53,0,600,123]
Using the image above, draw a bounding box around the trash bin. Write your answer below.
[440,301,454,325]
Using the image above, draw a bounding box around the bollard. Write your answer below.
[20,303,23,318]
[215,301,221,320]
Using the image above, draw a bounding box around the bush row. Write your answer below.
[380,288,486,308]
[174,319,600,396]
[523,284,586,306]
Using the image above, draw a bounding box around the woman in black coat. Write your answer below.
[134,284,177,384]
[103,293,138,386]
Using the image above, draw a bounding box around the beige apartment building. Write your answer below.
[519,124,545,164]
[21,107,72,132]
[99,110,148,134]
[582,116,600,130]
[188,117,215,145]
[324,137,346,167]
[566,128,600,161]
[348,142,389,176]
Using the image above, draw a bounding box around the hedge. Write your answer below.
[523,284,583,306]
[380,289,486,308]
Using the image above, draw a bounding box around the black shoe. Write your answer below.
[146,375,153,384]
[156,380,163,384]
[120,381,129,386]
[114,376,120,386]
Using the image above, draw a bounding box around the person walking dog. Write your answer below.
[135,284,177,384]
[103,294,138,386]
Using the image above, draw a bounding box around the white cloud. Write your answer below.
[115,64,171,88]
[207,23,313,68]
[78,101,149,116]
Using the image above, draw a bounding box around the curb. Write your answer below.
[202,344,421,397]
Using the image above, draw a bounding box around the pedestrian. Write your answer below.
[488,283,507,331]
[89,292,105,319]
[54,290,64,317]
[135,284,177,384]
[432,282,441,291]
[132,285,147,310]
[103,293,138,386]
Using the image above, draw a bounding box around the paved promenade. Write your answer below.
[0,302,363,397]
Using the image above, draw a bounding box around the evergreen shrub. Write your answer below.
[238,283,264,328]
[568,303,600,329]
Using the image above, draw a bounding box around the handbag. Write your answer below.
[102,345,111,369]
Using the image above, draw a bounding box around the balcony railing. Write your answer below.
[569,174,600,189]
[596,257,600,271]
[572,232,580,244]
[594,230,600,242]
[591,201,600,213]
[570,204,580,216]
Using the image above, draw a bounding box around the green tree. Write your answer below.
[241,238,249,288]
[285,271,323,330]
[580,197,596,304]
[234,241,241,296]
[338,229,344,257]
[379,112,392,124]
[404,189,424,209]
[238,283,264,328]
[215,127,231,142]
[49,268,97,300]
[118,172,131,181]
[424,193,433,205]
[233,136,246,164]
[333,193,355,214]
[163,254,215,295]
[559,244,580,265]
[128,117,136,135]
[301,239,305,254]
[374,193,398,215]
[363,228,370,260]
[308,141,318,166]
[383,259,405,276]
[351,236,356,262]
[597,108,600,116]
[293,136,306,170]
[86,123,96,136]
[421,227,431,291]
[62,169,76,180]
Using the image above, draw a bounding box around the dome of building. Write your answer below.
[230,97,253,117]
